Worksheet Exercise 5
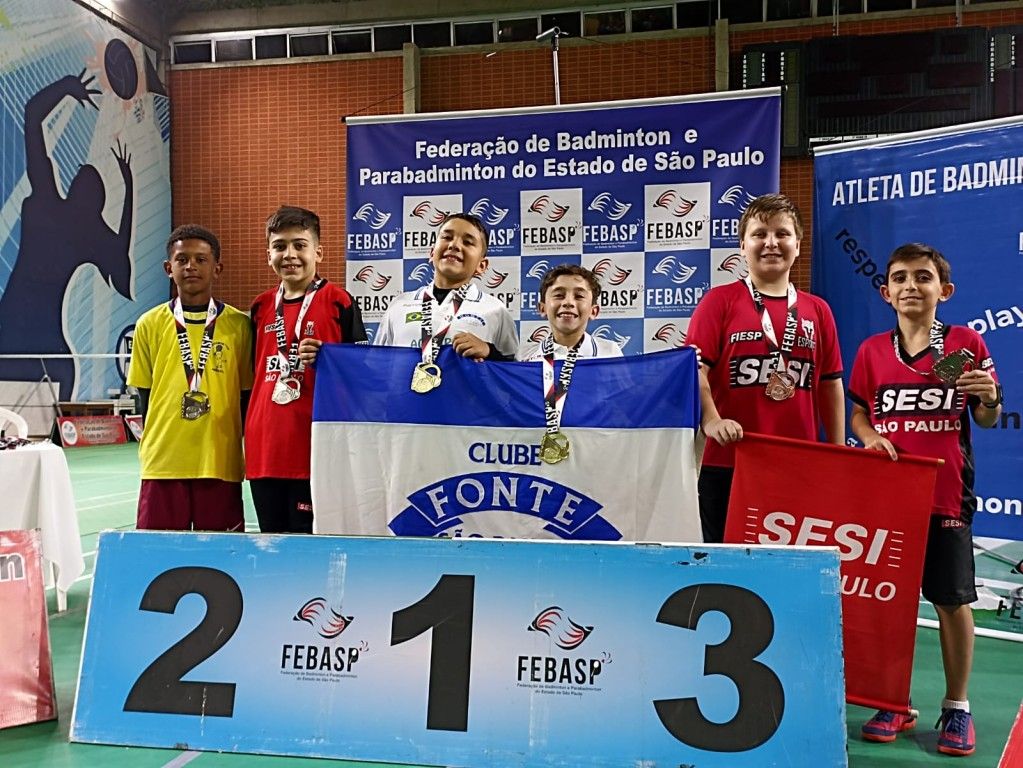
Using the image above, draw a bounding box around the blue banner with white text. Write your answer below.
[345,92,780,355]
[813,119,1023,541]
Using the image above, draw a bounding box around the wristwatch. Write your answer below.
[981,383,1003,408]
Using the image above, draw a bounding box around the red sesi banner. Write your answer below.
[725,433,939,713]
[0,529,57,728]
[999,702,1023,768]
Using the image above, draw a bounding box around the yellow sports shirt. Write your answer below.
[128,301,253,481]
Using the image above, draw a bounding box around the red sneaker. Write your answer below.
[862,709,918,743]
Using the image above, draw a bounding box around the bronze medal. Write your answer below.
[272,376,301,405]
[181,391,211,420]
[765,370,796,401]
[410,362,442,393]
[539,430,571,465]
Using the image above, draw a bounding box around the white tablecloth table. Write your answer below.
[0,442,83,610]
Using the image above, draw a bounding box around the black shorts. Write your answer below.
[921,516,977,607]
[697,465,734,544]
[250,477,314,534]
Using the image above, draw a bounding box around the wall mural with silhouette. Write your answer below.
[0,0,170,401]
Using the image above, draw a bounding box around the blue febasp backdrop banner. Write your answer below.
[344,90,780,354]
[0,0,171,401]
[73,531,848,767]
[812,118,1023,541]
[310,344,701,542]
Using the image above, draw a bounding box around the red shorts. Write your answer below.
[137,479,245,532]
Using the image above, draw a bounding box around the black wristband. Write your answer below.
[981,383,1003,408]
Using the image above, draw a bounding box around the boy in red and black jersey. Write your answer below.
[850,243,1001,757]
[686,194,845,543]
[245,206,366,533]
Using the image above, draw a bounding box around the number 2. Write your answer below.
[123,566,242,717]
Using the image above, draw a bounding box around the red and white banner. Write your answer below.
[724,433,939,713]
[57,415,127,447]
[1000,702,1023,768]
[0,529,56,728]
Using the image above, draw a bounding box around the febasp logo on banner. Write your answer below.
[711,249,748,288]
[280,597,367,684]
[519,256,582,316]
[644,182,711,252]
[516,605,609,696]
[645,318,691,353]
[583,190,642,253]
[473,256,521,319]
[347,260,404,322]
[402,194,463,259]
[468,196,518,254]
[348,202,400,258]
[582,253,644,318]
[520,189,583,256]
[643,252,709,318]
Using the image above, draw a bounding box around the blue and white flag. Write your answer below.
[311,346,701,542]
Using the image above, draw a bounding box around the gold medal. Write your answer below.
[272,376,301,405]
[539,431,570,465]
[410,362,442,393]
[181,391,211,420]
[765,370,796,401]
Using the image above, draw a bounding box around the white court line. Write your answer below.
[160,750,203,768]
[73,490,139,503]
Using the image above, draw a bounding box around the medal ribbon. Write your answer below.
[169,297,219,393]
[745,278,797,375]
[273,278,324,376]
[420,284,471,365]
[891,319,945,377]
[541,335,582,435]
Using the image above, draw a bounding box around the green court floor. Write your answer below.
[2,443,1020,767]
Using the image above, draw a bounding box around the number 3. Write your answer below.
[653,583,784,751]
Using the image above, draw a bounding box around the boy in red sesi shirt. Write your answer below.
[246,206,367,533]
[685,194,845,543]
[850,243,1001,757]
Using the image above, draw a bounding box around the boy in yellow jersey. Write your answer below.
[128,225,253,530]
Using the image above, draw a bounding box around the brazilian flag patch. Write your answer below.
[405,311,423,323]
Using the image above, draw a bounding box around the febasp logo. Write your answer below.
[591,323,630,351]
[651,322,687,348]
[587,191,631,221]
[406,261,432,286]
[528,326,550,343]
[653,190,697,218]
[353,265,392,291]
[645,182,710,252]
[477,264,509,289]
[717,184,757,213]
[527,194,570,222]
[352,202,391,230]
[520,189,583,256]
[718,252,748,279]
[280,597,365,680]
[526,260,552,281]
[517,605,608,691]
[348,202,399,255]
[410,200,450,226]
[293,597,354,639]
[591,257,632,286]
[651,255,697,284]
[528,606,592,650]
[469,197,509,225]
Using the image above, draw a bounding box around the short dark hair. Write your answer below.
[166,224,221,262]
[885,242,952,283]
[539,264,602,304]
[738,193,804,241]
[266,205,321,242]
[439,212,488,258]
